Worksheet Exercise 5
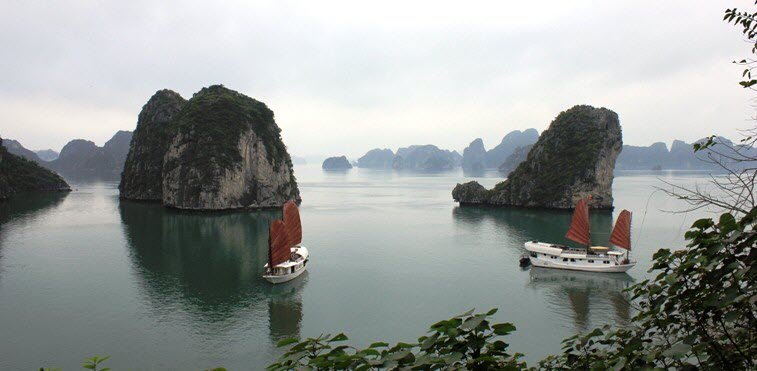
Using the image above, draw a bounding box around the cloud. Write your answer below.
[0,1,750,156]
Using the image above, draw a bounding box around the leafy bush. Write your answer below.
[268,308,526,370]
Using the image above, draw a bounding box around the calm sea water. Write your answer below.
[0,165,714,369]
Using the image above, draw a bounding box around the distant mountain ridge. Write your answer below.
[35,149,59,161]
[616,137,756,170]
[4,131,133,180]
[461,129,539,172]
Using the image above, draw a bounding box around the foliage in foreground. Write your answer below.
[268,308,525,370]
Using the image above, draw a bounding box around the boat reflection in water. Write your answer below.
[527,267,633,333]
[119,201,307,344]
[265,271,308,341]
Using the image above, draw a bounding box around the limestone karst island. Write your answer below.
[120,85,300,210]
[0,2,755,370]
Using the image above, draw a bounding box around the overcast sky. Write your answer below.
[0,1,752,158]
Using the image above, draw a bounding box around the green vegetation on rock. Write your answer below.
[169,85,291,172]
[0,137,70,199]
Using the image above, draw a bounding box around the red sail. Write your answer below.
[283,200,302,247]
[268,220,292,267]
[610,210,632,250]
[565,198,591,246]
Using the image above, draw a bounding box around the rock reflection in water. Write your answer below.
[119,201,306,341]
[528,268,633,333]
[0,192,68,225]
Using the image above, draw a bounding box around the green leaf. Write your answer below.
[492,323,517,335]
[329,333,348,342]
[276,338,299,347]
[461,315,485,330]
[662,342,691,359]
[369,342,389,348]
[719,213,737,233]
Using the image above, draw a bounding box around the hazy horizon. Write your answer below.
[1,1,752,158]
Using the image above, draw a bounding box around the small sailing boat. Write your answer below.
[263,201,310,284]
[524,198,636,273]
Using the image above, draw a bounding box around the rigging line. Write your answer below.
[636,188,663,248]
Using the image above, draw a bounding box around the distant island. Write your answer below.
[355,145,461,172]
[615,137,757,170]
[453,105,622,209]
[0,136,70,199]
[322,156,352,170]
[357,148,395,169]
[119,85,300,210]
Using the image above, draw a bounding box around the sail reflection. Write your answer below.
[119,201,306,341]
[527,268,633,333]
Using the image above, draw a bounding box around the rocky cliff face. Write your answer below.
[461,138,486,172]
[120,90,187,200]
[357,148,395,168]
[0,136,70,199]
[453,105,622,209]
[322,156,352,169]
[121,85,300,210]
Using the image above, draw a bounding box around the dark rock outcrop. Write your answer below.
[119,90,187,200]
[484,129,539,168]
[0,136,70,199]
[453,105,622,209]
[35,149,59,161]
[393,145,461,172]
[357,148,395,169]
[461,138,487,172]
[120,85,300,210]
[322,156,352,170]
[498,144,533,176]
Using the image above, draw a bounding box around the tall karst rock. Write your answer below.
[453,105,622,209]
[120,90,186,200]
[461,138,487,172]
[120,85,301,210]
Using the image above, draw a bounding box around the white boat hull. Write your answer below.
[263,245,309,284]
[525,241,635,273]
[530,257,635,273]
[263,264,307,284]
